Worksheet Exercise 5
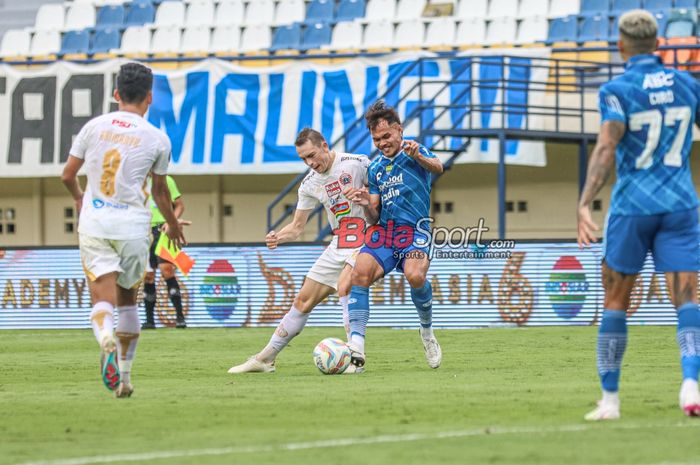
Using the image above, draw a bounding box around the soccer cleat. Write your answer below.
[141,321,156,330]
[679,380,700,417]
[584,399,620,421]
[347,342,365,368]
[420,328,442,369]
[115,382,134,398]
[175,319,187,329]
[227,357,275,374]
[343,363,365,374]
[100,334,120,391]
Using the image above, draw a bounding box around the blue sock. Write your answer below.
[677,303,700,381]
[411,281,433,328]
[597,309,628,393]
[348,285,369,349]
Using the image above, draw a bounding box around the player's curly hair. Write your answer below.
[116,62,153,104]
[364,100,401,130]
[295,127,326,147]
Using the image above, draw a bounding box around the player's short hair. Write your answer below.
[618,10,658,55]
[295,127,326,147]
[116,62,153,104]
[365,100,401,130]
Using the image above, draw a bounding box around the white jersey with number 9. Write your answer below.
[70,110,171,240]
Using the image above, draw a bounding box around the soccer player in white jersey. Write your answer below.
[228,128,370,374]
[61,63,185,398]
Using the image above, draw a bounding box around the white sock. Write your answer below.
[350,333,365,354]
[257,307,309,363]
[116,305,140,385]
[90,301,114,344]
[420,326,434,339]
[602,390,619,405]
[339,295,350,341]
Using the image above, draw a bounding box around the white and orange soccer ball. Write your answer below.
[312,337,351,374]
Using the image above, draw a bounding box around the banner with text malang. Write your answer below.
[0,50,550,178]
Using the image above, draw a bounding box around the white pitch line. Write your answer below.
[15,422,700,465]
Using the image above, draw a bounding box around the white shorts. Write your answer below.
[305,243,359,291]
[79,234,151,290]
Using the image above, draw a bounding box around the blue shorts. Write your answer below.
[360,228,430,275]
[603,208,700,274]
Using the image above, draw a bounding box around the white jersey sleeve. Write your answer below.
[297,175,319,210]
[69,120,95,159]
[152,134,171,176]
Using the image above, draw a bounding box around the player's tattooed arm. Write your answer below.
[267,208,312,249]
[577,120,625,247]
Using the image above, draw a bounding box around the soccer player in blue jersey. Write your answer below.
[578,10,700,420]
[343,100,443,370]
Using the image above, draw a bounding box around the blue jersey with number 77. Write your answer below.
[599,54,700,216]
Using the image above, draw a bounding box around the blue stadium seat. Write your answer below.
[91,28,120,53]
[96,5,125,29]
[674,0,697,9]
[306,0,335,23]
[130,0,153,5]
[611,0,641,13]
[125,3,155,27]
[654,11,669,36]
[610,15,621,41]
[579,15,609,41]
[60,30,90,55]
[581,0,610,15]
[547,16,578,43]
[666,17,695,37]
[271,23,302,51]
[644,0,672,11]
[302,22,332,49]
[336,0,365,21]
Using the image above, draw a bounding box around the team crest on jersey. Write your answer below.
[386,164,393,173]
[339,172,352,185]
[331,202,351,219]
[325,181,341,197]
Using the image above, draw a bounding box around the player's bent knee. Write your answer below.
[405,271,426,289]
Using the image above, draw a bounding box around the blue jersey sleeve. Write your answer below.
[368,163,380,195]
[599,85,627,124]
[418,145,436,159]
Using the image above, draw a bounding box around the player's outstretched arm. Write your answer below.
[577,121,625,247]
[152,173,186,248]
[267,208,312,249]
[403,140,443,174]
[61,155,85,218]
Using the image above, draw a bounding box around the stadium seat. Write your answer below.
[65,4,97,31]
[547,16,578,43]
[395,0,426,21]
[425,17,457,48]
[518,0,550,18]
[337,0,366,22]
[97,5,126,29]
[0,29,31,58]
[487,0,518,19]
[275,0,306,25]
[150,25,181,54]
[329,20,362,49]
[580,0,610,16]
[660,36,699,70]
[119,26,152,55]
[548,0,580,18]
[579,15,609,42]
[91,27,120,54]
[216,0,245,25]
[365,0,397,21]
[666,10,696,37]
[34,4,65,31]
[654,11,669,36]
[485,16,517,44]
[271,23,302,51]
[644,0,672,11]
[455,0,488,19]
[154,1,185,26]
[30,30,61,57]
[244,0,275,25]
[362,19,394,49]
[302,22,332,49]
[211,25,241,54]
[60,30,90,55]
[125,3,156,27]
[306,0,335,23]
[455,18,487,46]
[611,0,641,14]
[517,16,549,44]
[674,0,697,8]
[181,25,211,55]
[186,2,215,26]
[393,19,425,48]
[130,0,155,6]
[240,24,272,52]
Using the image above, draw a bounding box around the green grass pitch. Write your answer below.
[1,326,699,465]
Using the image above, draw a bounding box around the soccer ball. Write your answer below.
[312,337,351,374]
